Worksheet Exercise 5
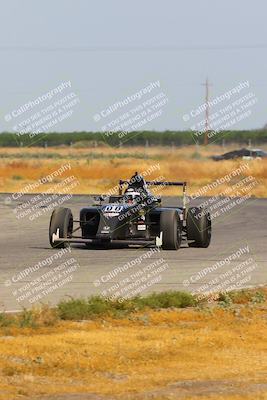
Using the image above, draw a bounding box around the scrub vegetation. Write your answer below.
[0,288,266,399]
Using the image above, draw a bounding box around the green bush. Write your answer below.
[57,298,92,320]
[251,291,266,304]
[57,291,195,321]
[135,291,196,309]
[18,309,38,328]
[0,313,13,327]
[58,296,138,320]
[217,293,233,307]
[226,289,266,305]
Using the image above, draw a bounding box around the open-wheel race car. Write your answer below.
[49,172,211,250]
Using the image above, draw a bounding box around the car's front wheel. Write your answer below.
[49,207,73,248]
[160,209,182,250]
[186,207,211,248]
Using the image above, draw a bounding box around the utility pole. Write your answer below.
[202,77,212,146]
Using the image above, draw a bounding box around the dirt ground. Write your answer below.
[1,302,267,400]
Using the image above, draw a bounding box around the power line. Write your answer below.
[1,82,267,96]
[0,44,266,52]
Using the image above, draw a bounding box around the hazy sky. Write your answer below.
[0,0,267,132]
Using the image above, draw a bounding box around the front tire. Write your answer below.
[160,210,182,250]
[49,207,73,248]
[186,207,211,248]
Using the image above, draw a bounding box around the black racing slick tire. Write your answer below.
[186,207,211,248]
[49,207,73,248]
[160,209,182,250]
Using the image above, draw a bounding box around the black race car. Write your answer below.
[49,172,211,250]
[211,148,267,161]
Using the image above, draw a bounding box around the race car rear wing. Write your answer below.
[146,181,187,210]
[119,179,187,188]
[146,181,187,188]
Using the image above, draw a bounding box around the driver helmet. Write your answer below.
[125,188,140,204]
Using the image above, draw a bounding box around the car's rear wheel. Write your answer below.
[49,207,73,248]
[186,207,211,248]
[160,210,182,250]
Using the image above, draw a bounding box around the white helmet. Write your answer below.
[124,188,140,203]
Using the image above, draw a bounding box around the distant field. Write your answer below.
[0,145,267,197]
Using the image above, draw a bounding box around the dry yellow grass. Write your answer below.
[0,303,267,400]
[0,145,267,197]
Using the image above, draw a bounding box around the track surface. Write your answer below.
[0,194,266,312]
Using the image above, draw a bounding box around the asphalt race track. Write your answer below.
[0,194,266,312]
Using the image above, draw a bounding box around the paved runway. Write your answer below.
[0,193,266,312]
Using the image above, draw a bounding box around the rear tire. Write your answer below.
[49,207,73,248]
[186,207,211,248]
[160,210,182,250]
